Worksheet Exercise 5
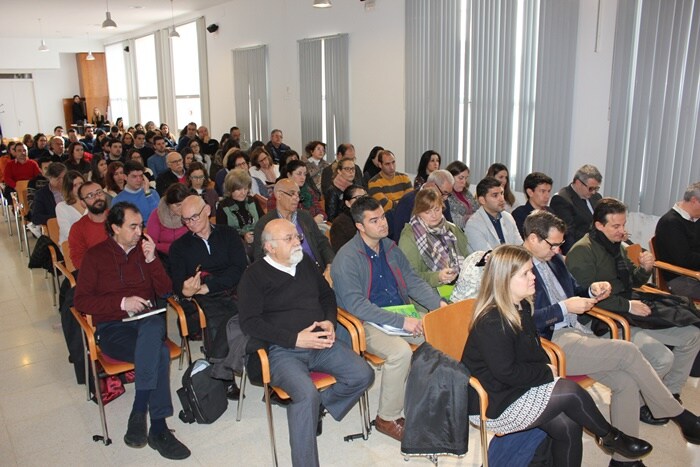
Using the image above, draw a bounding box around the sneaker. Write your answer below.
[124,411,147,448]
[27,223,42,238]
[148,429,191,460]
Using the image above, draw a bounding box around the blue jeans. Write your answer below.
[268,341,374,467]
[96,315,173,420]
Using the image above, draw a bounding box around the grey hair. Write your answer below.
[683,182,700,202]
[261,228,276,255]
[426,169,455,187]
[573,164,602,184]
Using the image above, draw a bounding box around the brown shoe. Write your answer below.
[374,416,405,441]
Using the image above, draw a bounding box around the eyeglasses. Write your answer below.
[279,190,300,199]
[190,175,205,180]
[271,233,304,243]
[543,238,565,251]
[349,194,366,201]
[81,189,104,200]
[181,205,206,225]
[340,166,355,172]
[436,185,451,200]
[579,179,600,193]
[169,158,183,164]
[235,162,248,169]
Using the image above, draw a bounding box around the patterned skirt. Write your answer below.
[469,378,559,434]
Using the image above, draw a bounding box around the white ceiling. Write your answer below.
[1,0,231,40]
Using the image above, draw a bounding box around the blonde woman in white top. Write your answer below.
[55,170,86,244]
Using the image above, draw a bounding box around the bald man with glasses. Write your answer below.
[155,152,187,196]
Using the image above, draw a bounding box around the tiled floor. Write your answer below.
[1,217,700,466]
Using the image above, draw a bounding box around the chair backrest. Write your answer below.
[423,299,476,361]
[15,180,30,217]
[625,243,642,267]
[46,217,60,245]
[648,236,668,291]
[254,194,269,214]
[62,240,75,272]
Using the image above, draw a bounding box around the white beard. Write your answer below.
[290,249,303,266]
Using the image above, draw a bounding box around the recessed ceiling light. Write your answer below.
[130,5,144,9]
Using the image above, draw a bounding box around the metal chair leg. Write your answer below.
[236,365,248,422]
[91,358,112,445]
[263,383,279,467]
[480,419,489,467]
[22,224,30,258]
[81,332,90,402]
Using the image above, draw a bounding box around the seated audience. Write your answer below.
[63,142,91,176]
[367,149,412,212]
[238,218,374,467]
[249,146,280,189]
[361,145,383,188]
[29,133,49,160]
[187,161,218,212]
[329,185,366,253]
[31,162,66,227]
[88,157,108,187]
[4,143,41,200]
[74,202,190,460]
[127,149,156,189]
[156,152,186,196]
[550,164,603,253]
[303,140,329,193]
[461,244,651,466]
[113,160,160,223]
[320,143,362,195]
[216,168,262,261]
[485,162,517,211]
[188,138,211,173]
[413,150,441,189]
[398,188,467,289]
[465,177,522,253]
[55,170,86,244]
[512,172,554,237]
[445,160,477,230]
[654,181,700,299]
[265,128,290,164]
[324,157,359,221]
[566,198,700,410]
[68,182,109,270]
[105,161,126,198]
[146,183,189,268]
[331,196,444,441]
[269,159,326,223]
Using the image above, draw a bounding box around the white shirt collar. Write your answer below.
[264,255,297,276]
[673,203,698,222]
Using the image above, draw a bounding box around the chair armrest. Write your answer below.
[337,314,360,355]
[589,306,630,341]
[337,308,367,353]
[257,348,271,385]
[654,261,700,281]
[468,377,490,421]
[70,306,97,361]
[541,338,566,378]
[55,261,76,288]
[166,296,189,338]
[584,309,619,340]
[191,298,208,328]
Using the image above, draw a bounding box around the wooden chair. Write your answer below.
[649,236,700,303]
[61,240,75,273]
[236,311,368,466]
[254,193,269,215]
[70,306,183,446]
[45,217,60,245]
[0,189,13,236]
[12,180,31,256]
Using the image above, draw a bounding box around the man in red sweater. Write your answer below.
[3,143,40,200]
[74,201,190,460]
[68,181,109,270]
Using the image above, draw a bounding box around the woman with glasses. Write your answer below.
[398,188,467,289]
[329,185,367,253]
[462,245,651,467]
[324,157,358,222]
[188,138,211,173]
[146,183,189,270]
[216,168,262,261]
[55,170,86,244]
[187,162,218,212]
[249,146,279,189]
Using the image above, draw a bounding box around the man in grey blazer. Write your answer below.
[464,176,522,253]
[550,164,603,253]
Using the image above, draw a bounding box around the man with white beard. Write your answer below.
[238,218,374,467]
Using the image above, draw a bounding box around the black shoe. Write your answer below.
[676,416,700,444]
[263,389,290,407]
[674,393,683,404]
[226,383,241,401]
[124,411,148,448]
[640,405,669,425]
[609,460,646,467]
[148,429,191,460]
[597,428,652,459]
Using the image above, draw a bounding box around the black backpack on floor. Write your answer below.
[177,359,228,424]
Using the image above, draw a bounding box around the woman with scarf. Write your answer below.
[216,168,263,261]
[398,187,468,288]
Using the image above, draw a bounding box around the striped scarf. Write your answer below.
[410,215,464,272]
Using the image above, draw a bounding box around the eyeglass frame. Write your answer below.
[543,238,565,251]
[181,204,207,225]
[270,233,304,243]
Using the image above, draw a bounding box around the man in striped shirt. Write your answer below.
[367,150,412,211]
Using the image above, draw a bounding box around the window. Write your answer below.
[298,34,349,151]
[105,43,129,126]
[134,34,160,124]
[171,22,202,130]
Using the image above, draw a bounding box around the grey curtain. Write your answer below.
[233,45,269,143]
[324,34,350,152]
[298,39,323,146]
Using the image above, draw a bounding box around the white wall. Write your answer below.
[201,0,405,169]
[32,54,82,133]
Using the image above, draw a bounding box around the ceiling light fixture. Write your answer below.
[102,0,117,29]
[313,0,332,7]
[86,33,95,60]
[38,19,49,52]
[169,0,180,38]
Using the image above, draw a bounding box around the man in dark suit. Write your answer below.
[550,164,603,253]
[155,152,186,196]
[524,211,700,463]
[512,171,554,237]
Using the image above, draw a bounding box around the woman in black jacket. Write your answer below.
[461,245,651,467]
